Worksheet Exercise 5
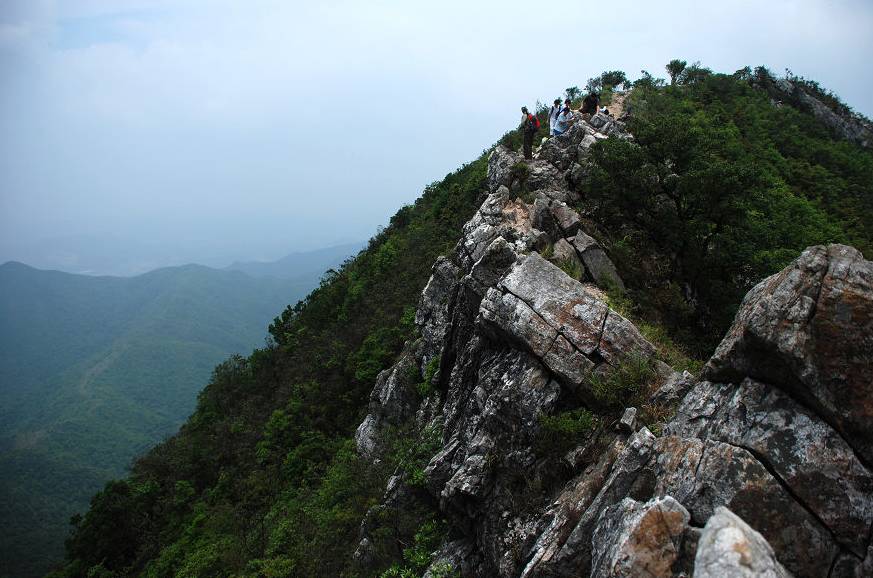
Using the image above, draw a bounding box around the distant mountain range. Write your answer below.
[225,241,365,279]
[0,243,360,578]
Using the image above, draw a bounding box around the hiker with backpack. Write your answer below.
[520,106,539,159]
[548,99,562,136]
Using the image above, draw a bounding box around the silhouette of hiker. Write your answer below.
[520,106,539,159]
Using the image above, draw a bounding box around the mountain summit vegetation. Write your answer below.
[43,64,872,578]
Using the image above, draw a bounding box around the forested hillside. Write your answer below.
[48,65,872,578]
[0,261,342,578]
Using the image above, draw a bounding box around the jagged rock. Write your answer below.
[704,244,873,464]
[763,78,873,147]
[417,256,460,367]
[651,369,695,407]
[531,197,556,235]
[550,238,581,271]
[590,496,691,578]
[536,428,658,577]
[650,436,837,577]
[526,160,564,192]
[479,253,654,395]
[570,230,626,291]
[356,108,872,578]
[488,146,523,191]
[667,378,873,556]
[617,407,637,434]
[830,544,873,578]
[693,507,791,578]
[355,349,421,460]
[423,539,482,578]
[468,236,519,296]
[548,202,582,236]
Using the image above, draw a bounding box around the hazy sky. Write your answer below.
[2,0,872,275]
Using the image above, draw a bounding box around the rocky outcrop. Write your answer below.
[694,507,791,578]
[758,77,873,147]
[354,108,873,577]
[705,244,873,466]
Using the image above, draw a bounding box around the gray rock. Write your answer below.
[550,238,582,275]
[488,146,523,191]
[617,407,637,434]
[416,256,460,367]
[548,202,582,236]
[479,254,654,396]
[704,244,873,464]
[651,370,695,407]
[693,507,791,578]
[570,230,626,291]
[591,496,691,578]
[667,378,873,556]
[651,437,837,577]
[526,160,564,192]
[354,349,421,460]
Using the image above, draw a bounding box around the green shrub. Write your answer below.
[416,355,441,398]
[537,408,597,454]
[390,424,442,487]
[590,354,657,409]
[556,258,583,281]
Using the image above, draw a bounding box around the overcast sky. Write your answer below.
[2,0,871,275]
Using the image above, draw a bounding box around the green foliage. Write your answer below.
[537,408,598,455]
[590,355,658,409]
[666,59,687,85]
[583,69,870,352]
[556,257,583,281]
[379,519,448,578]
[390,424,442,487]
[54,145,488,578]
[416,355,441,398]
[599,70,627,90]
[0,262,322,578]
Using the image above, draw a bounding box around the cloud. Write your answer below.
[1,0,872,274]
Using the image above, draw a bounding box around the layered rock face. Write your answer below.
[354,111,873,577]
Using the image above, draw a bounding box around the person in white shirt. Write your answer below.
[548,99,562,136]
[554,98,575,135]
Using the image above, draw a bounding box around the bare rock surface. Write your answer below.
[353,109,873,578]
[693,507,791,578]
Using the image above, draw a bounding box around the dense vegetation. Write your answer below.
[579,66,872,352]
[46,155,488,578]
[0,262,330,578]
[45,64,872,578]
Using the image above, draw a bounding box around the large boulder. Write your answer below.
[590,496,692,577]
[693,507,791,578]
[705,244,873,464]
[570,230,626,291]
[479,253,654,394]
[667,378,873,556]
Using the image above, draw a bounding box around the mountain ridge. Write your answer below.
[44,65,873,578]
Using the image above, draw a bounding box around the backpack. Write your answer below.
[528,114,540,131]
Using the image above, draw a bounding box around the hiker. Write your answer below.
[553,99,574,136]
[581,91,599,116]
[520,106,539,159]
[548,99,562,136]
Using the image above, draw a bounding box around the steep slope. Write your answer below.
[354,114,873,577]
[49,67,873,578]
[0,262,332,578]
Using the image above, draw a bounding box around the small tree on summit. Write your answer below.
[600,70,627,90]
[666,59,687,85]
[565,86,582,102]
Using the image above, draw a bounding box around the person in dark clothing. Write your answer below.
[520,106,538,159]
[581,92,599,115]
